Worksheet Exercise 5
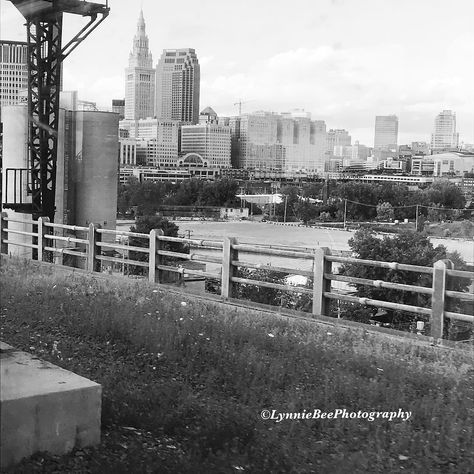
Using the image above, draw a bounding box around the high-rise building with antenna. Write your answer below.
[124,10,155,120]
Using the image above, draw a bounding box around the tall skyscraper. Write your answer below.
[124,10,155,120]
[155,49,200,124]
[0,41,28,120]
[431,110,459,151]
[374,115,398,150]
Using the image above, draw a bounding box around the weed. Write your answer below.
[1,257,473,473]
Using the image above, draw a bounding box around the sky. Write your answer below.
[1,0,473,146]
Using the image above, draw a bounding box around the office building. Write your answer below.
[199,106,218,124]
[60,90,78,110]
[119,117,181,166]
[431,110,459,152]
[0,40,28,122]
[230,112,327,174]
[411,141,430,156]
[374,115,398,151]
[119,138,148,166]
[146,121,181,167]
[112,99,125,120]
[282,119,327,173]
[326,129,351,154]
[181,118,231,169]
[124,10,155,120]
[155,48,200,124]
[230,112,282,170]
[411,152,474,177]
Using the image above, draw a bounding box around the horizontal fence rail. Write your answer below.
[1,212,473,344]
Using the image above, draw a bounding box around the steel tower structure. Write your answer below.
[4,0,109,221]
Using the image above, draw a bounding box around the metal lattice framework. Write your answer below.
[5,0,109,221]
[27,14,63,218]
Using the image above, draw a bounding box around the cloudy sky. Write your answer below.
[1,0,473,146]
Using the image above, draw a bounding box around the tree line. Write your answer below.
[118,177,240,217]
[275,180,468,224]
[118,177,469,224]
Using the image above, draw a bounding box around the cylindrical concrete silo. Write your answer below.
[1,104,33,258]
[72,110,119,231]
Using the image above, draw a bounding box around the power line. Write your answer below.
[344,199,466,212]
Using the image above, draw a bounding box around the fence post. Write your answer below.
[38,217,52,262]
[156,229,163,283]
[148,229,163,283]
[430,259,453,341]
[221,236,237,299]
[312,247,331,316]
[87,223,101,273]
[0,212,8,255]
[37,217,45,261]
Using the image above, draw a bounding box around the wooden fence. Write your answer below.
[1,212,473,342]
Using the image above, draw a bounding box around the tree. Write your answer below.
[127,216,185,276]
[376,202,395,222]
[427,203,443,222]
[423,180,466,209]
[130,215,180,237]
[199,179,239,207]
[206,267,313,313]
[334,182,378,220]
[273,186,300,221]
[338,229,470,337]
[169,179,202,206]
[295,200,319,224]
[302,182,324,199]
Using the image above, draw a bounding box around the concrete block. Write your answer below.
[0,343,101,469]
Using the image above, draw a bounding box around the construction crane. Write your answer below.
[233,99,252,116]
[4,0,110,222]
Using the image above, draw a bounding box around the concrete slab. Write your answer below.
[0,343,101,469]
[0,342,14,351]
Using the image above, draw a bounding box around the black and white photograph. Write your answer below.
[0,0,473,472]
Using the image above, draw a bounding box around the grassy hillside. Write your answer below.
[1,258,473,473]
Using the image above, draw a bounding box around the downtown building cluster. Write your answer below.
[114,12,473,185]
[1,13,473,190]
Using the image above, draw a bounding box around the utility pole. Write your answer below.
[415,204,419,231]
[284,195,288,223]
[343,199,347,230]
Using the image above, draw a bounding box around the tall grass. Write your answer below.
[1,257,473,473]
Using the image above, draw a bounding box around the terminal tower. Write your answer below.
[124,10,155,120]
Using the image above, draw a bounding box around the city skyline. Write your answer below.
[1,0,473,146]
